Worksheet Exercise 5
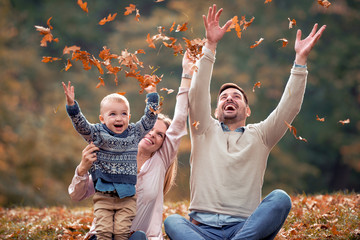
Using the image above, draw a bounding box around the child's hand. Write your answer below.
[144,84,157,94]
[62,81,75,106]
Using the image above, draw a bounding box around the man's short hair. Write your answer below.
[218,83,248,105]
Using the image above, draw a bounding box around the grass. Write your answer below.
[0,193,359,239]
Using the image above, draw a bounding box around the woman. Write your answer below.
[68,51,193,240]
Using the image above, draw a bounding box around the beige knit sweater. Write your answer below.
[188,47,308,218]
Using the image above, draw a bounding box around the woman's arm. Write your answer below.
[158,51,192,166]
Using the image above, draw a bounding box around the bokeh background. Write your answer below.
[0,0,359,207]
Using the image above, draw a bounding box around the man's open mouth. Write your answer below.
[224,104,236,111]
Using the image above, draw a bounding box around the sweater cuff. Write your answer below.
[178,87,189,94]
[146,92,159,104]
[203,46,216,58]
[66,101,80,116]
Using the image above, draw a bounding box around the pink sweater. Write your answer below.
[68,87,189,240]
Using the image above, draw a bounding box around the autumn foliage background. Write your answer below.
[0,0,359,235]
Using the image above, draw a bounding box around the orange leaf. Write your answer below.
[135,49,146,54]
[316,115,325,122]
[124,4,136,15]
[169,21,176,32]
[46,17,54,30]
[242,16,255,31]
[63,45,81,55]
[276,38,289,48]
[117,92,126,95]
[155,0,165,2]
[264,0,272,3]
[96,76,105,88]
[160,88,174,94]
[318,0,331,8]
[175,22,188,32]
[35,23,58,47]
[252,81,261,92]
[192,121,200,130]
[250,38,264,48]
[41,56,61,63]
[77,0,88,13]
[135,9,140,22]
[65,59,72,71]
[288,18,296,29]
[99,13,117,25]
[146,33,156,49]
[285,121,307,143]
[338,119,350,125]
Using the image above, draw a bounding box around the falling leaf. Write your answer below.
[276,38,289,47]
[264,0,272,3]
[35,17,59,47]
[175,22,188,32]
[65,59,72,71]
[63,45,81,55]
[192,121,200,130]
[169,21,176,32]
[135,49,145,55]
[242,16,255,31]
[96,76,105,88]
[288,18,296,29]
[250,38,264,48]
[338,119,350,125]
[285,121,307,143]
[135,9,140,22]
[41,56,61,63]
[46,17,54,30]
[318,0,331,8]
[252,81,261,92]
[117,92,126,95]
[77,0,88,13]
[146,33,156,49]
[53,104,61,114]
[124,4,136,16]
[316,115,325,122]
[160,88,174,94]
[99,13,117,25]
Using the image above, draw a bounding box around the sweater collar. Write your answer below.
[102,123,129,137]
[220,122,245,133]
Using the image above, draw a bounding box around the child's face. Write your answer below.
[99,100,130,134]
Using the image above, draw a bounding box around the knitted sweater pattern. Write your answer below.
[66,93,159,185]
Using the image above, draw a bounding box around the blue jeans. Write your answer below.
[88,230,147,240]
[164,189,291,240]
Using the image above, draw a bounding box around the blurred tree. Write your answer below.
[0,0,359,206]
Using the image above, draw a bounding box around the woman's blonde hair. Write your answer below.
[157,113,178,195]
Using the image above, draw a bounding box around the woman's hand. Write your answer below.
[77,142,99,176]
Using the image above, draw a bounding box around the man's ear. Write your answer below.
[99,115,105,124]
[246,106,251,117]
[214,107,218,119]
[129,114,131,121]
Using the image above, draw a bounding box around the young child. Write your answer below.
[62,81,159,240]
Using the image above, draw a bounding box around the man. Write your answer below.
[164,4,326,240]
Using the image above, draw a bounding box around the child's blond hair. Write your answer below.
[100,93,130,114]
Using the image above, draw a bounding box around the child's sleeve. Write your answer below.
[136,92,159,136]
[66,101,99,143]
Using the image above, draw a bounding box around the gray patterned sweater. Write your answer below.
[66,93,159,186]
